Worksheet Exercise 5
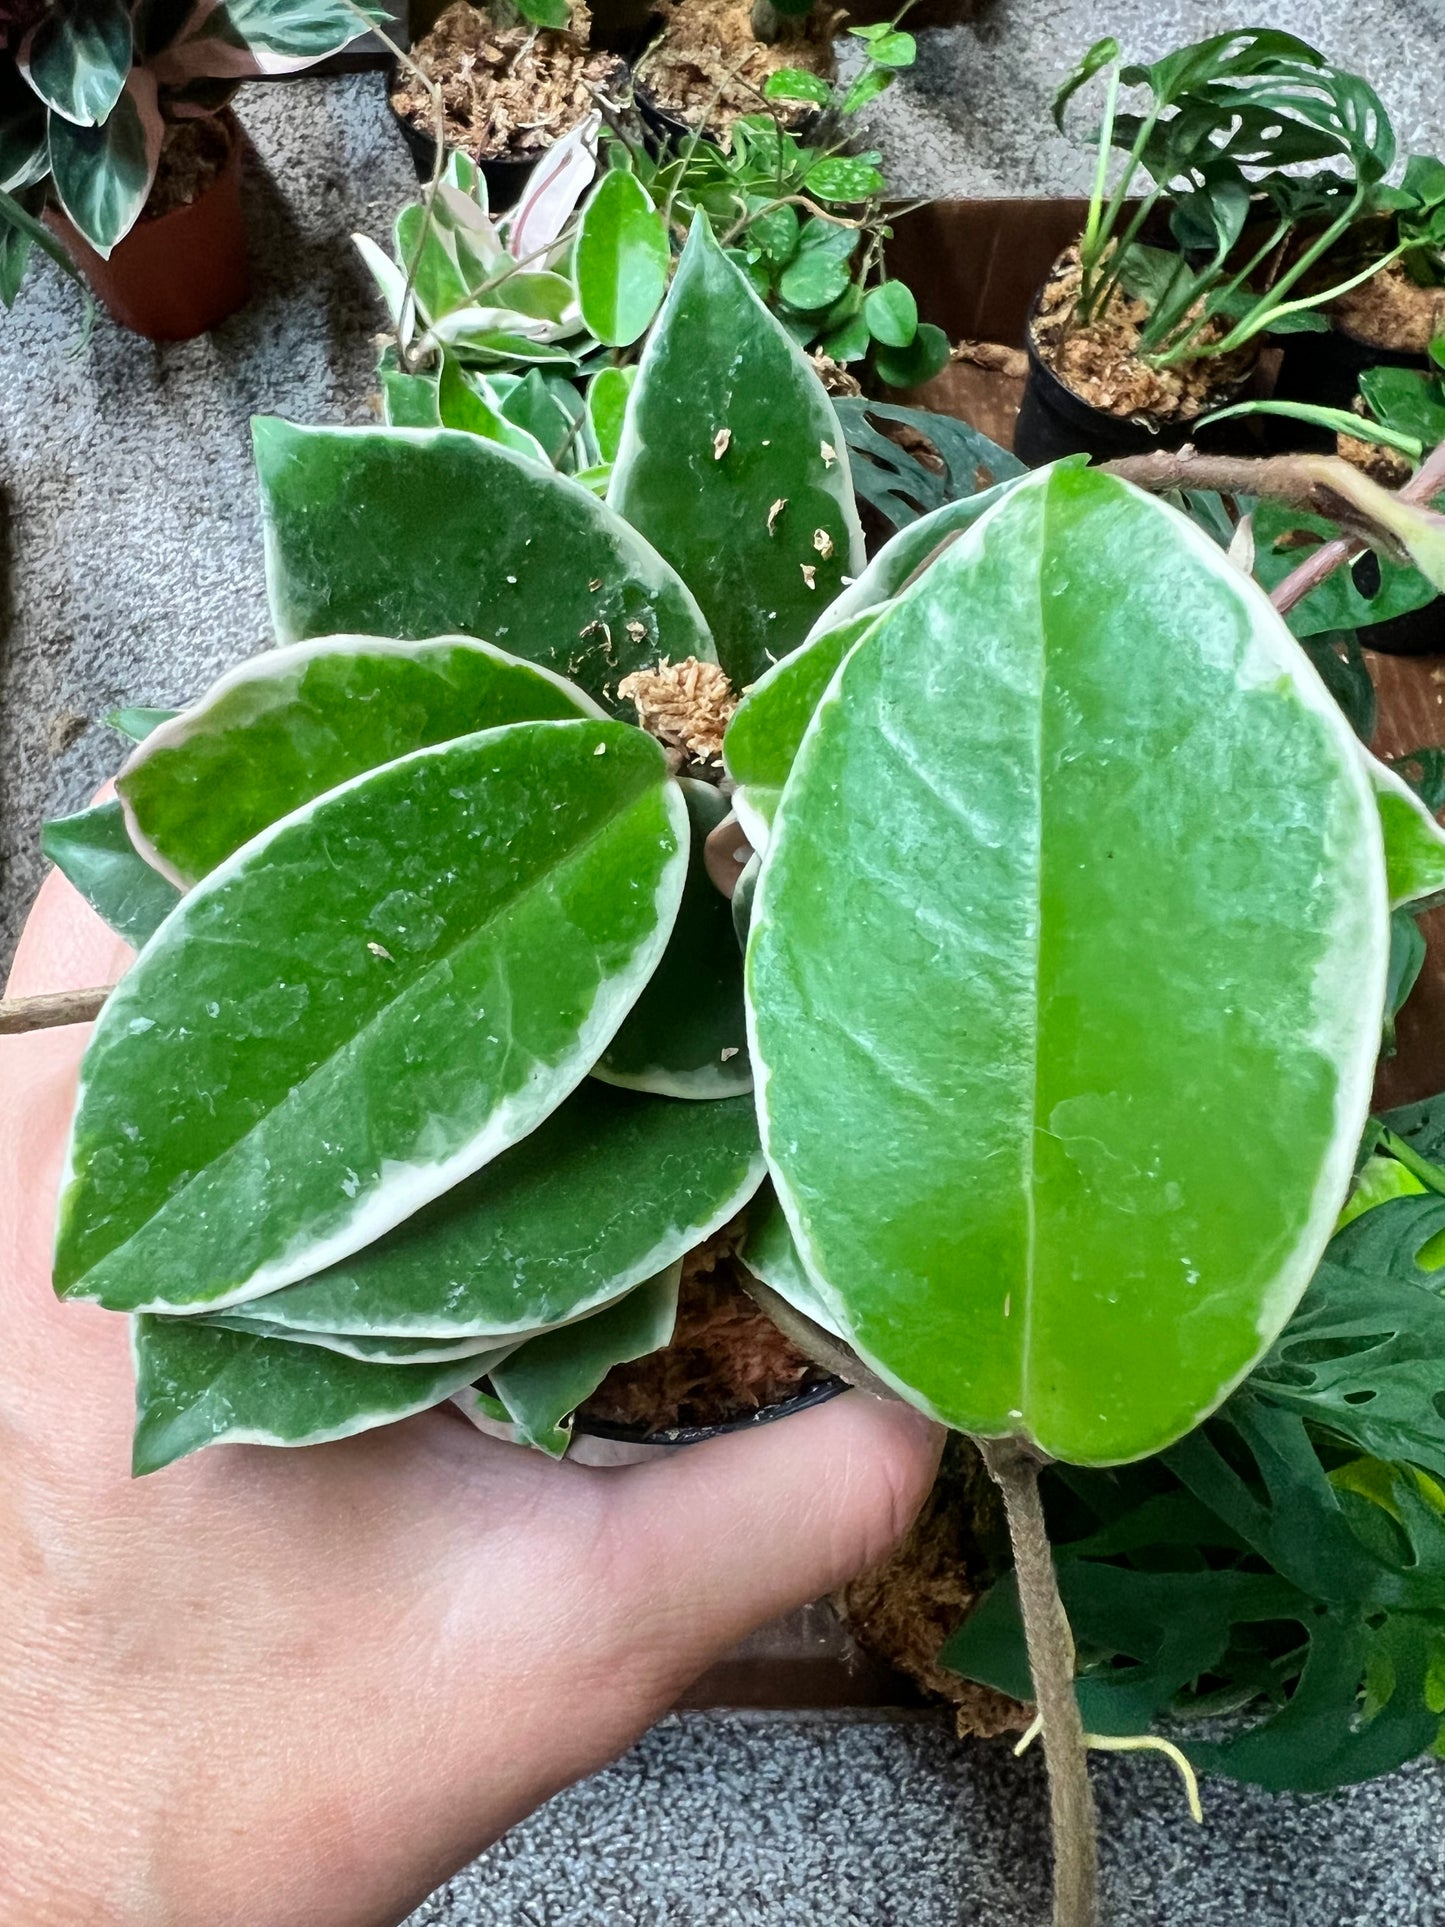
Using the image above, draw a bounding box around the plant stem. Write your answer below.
[0,987,111,1035]
[978,1435,1098,1927]
[1266,438,1445,615]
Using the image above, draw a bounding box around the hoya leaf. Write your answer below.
[873,322,950,391]
[378,361,441,428]
[200,1313,519,1366]
[41,801,180,947]
[253,419,714,713]
[748,465,1387,1464]
[393,203,470,324]
[863,281,918,349]
[223,1083,763,1338]
[725,478,1049,849]
[436,354,549,461]
[587,364,636,465]
[804,474,1036,640]
[107,705,177,742]
[609,216,864,687]
[724,609,882,849]
[763,68,832,106]
[737,1184,842,1338]
[804,156,887,203]
[22,0,131,126]
[595,778,750,1097]
[117,634,599,886]
[574,166,669,349]
[1361,749,1445,909]
[55,721,688,1315]
[778,247,852,312]
[131,1315,487,1475]
[488,1262,681,1455]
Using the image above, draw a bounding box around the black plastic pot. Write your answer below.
[1350,550,1445,657]
[385,58,537,209]
[1271,321,1430,448]
[633,75,819,155]
[1015,292,1256,467]
[580,1374,847,1449]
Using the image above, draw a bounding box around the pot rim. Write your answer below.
[576,1372,848,1448]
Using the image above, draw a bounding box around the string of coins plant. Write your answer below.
[24,214,1445,1926]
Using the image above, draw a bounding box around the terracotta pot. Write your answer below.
[48,110,249,341]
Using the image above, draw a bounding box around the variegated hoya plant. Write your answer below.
[38,210,1445,1923]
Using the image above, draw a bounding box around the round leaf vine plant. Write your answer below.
[21,210,1445,1926]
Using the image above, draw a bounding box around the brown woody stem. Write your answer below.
[0,986,112,1035]
[978,1435,1098,1927]
[1101,441,1445,619]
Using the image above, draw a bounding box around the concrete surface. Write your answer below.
[3,30,1445,1927]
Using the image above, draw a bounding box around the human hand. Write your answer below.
[0,867,941,1927]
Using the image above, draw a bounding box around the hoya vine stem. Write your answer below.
[978,1435,1099,1927]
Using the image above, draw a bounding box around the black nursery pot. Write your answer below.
[1351,550,1445,658]
[385,59,537,210]
[1015,290,1254,468]
[580,1375,846,1452]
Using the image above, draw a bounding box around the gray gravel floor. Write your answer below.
[3,28,1445,1926]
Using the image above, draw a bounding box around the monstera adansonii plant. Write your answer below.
[40,216,1445,1927]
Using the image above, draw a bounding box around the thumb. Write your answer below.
[603,1389,943,1687]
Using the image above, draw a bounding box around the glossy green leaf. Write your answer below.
[863,281,918,348]
[748,465,1387,1464]
[737,1184,842,1337]
[497,368,583,468]
[131,1315,487,1475]
[819,312,870,362]
[253,419,715,713]
[595,778,750,1097]
[724,610,882,848]
[762,67,832,106]
[841,67,893,114]
[56,721,688,1315]
[378,361,441,428]
[857,28,914,66]
[873,321,950,391]
[514,0,570,28]
[48,70,162,254]
[41,801,180,947]
[107,705,177,743]
[574,167,669,349]
[779,246,851,313]
[436,354,549,460]
[393,203,470,323]
[488,1263,681,1454]
[610,217,863,687]
[23,0,131,127]
[117,634,599,886]
[1363,751,1445,909]
[725,481,1038,847]
[587,364,636,465]
[200,1312,517,1367]
[804,156,886,203]
[222,1083,763,1338]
